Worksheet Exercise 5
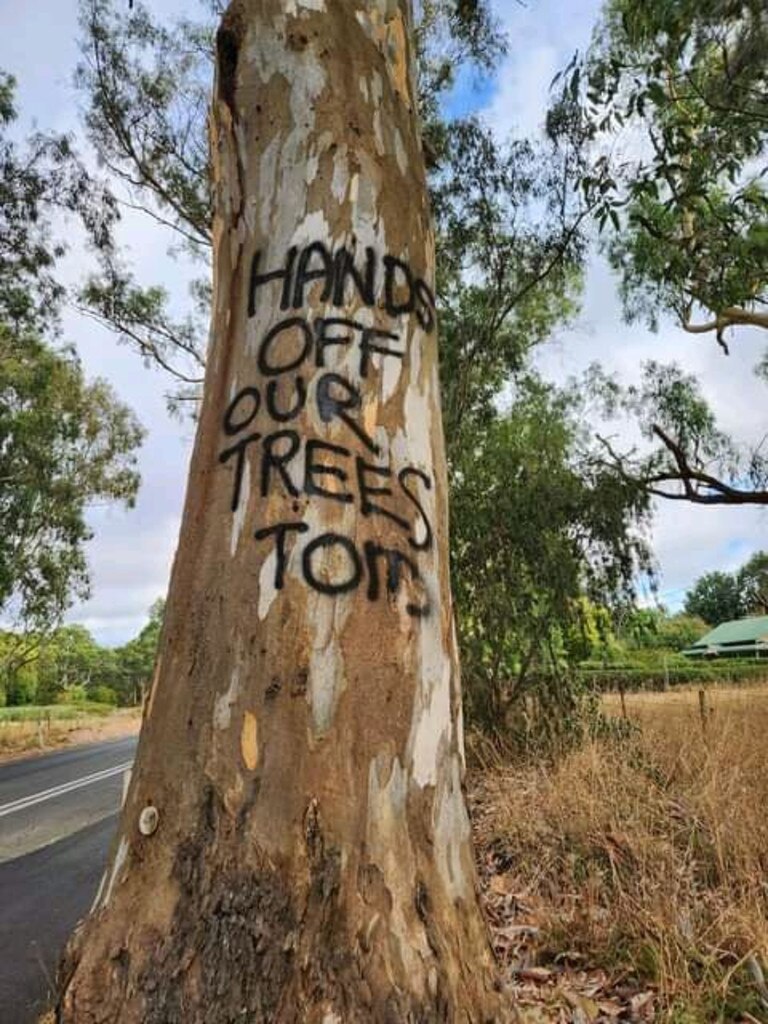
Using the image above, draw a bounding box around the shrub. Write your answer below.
[88,685,117,706]
[57,684,88,704]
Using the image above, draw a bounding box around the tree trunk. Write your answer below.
[58,2,509,1020]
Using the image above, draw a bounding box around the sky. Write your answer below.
[0,0,764,644]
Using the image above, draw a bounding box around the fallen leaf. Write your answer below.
[517,967,554,983]
[562,988,600,1022]
[629,990,655,1020]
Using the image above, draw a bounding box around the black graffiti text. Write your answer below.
[248,241,437,333]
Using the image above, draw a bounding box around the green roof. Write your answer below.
[686,615,768,651]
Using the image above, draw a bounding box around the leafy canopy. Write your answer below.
[0,73,143,641]
[0,70,116,335]
[450,377,652,737]
[552,0,768,345]
[551,0,768,508]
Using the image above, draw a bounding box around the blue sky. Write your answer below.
[445,65,496,119]
[0,0,764,643]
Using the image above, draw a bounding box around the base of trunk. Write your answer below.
[57,786,513,1024]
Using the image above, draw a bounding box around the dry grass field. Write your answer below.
[28,686,768,1022]
[470,683,768,1022]
[0,706,141,758]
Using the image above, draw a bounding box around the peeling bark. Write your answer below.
[57,2,511,1020]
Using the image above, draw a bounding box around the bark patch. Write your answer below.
[138,834,296,1023]
[216,7,245,116]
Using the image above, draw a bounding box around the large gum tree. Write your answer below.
[58,1,510,1020]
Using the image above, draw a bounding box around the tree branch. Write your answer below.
[595,429,768,507]
[682,305,768,335]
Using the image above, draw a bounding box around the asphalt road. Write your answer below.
[0,737,137,1024]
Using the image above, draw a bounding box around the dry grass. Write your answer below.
[470,684,768,1023]
[0,707,141,758]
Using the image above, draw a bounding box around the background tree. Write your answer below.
[0,328,143,640]
[682,550,768,625]
[0,70,115,335]
[451,377,651,739]
[657,611,710,650]
[0,631,40,705]
[0,71,143,650]
[114,597,163,704]
[738,551,768,615]
[552,0,768,507]
[425,102,647,746]
[609,606,713,654]
[684,570,746,626]
[0,604,163,708]
[36,625,102,704]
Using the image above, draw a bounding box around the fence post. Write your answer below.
[698,689,708,734]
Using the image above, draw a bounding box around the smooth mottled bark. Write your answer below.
[58,2,510,1020]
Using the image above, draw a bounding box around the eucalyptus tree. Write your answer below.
[551,0,768,506]
[451,377,652,738]
[58,3,511,1019]
[0,72,142,655]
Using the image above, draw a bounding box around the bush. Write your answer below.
[57,684,89,704]
[0,702,116,722]
[578,659,768,692]
[88,685,117,706]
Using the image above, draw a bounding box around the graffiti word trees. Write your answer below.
[218,240,437,617]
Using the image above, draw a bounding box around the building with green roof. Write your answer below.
[683,616,768,658]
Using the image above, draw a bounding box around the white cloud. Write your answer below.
[486,43,559,140]
[483,0,603,140]
[65,509,181,645]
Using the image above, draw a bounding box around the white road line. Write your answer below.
[0,761,133,819]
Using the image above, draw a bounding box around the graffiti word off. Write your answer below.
[254,315,405,386]
[249,241,437,333]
